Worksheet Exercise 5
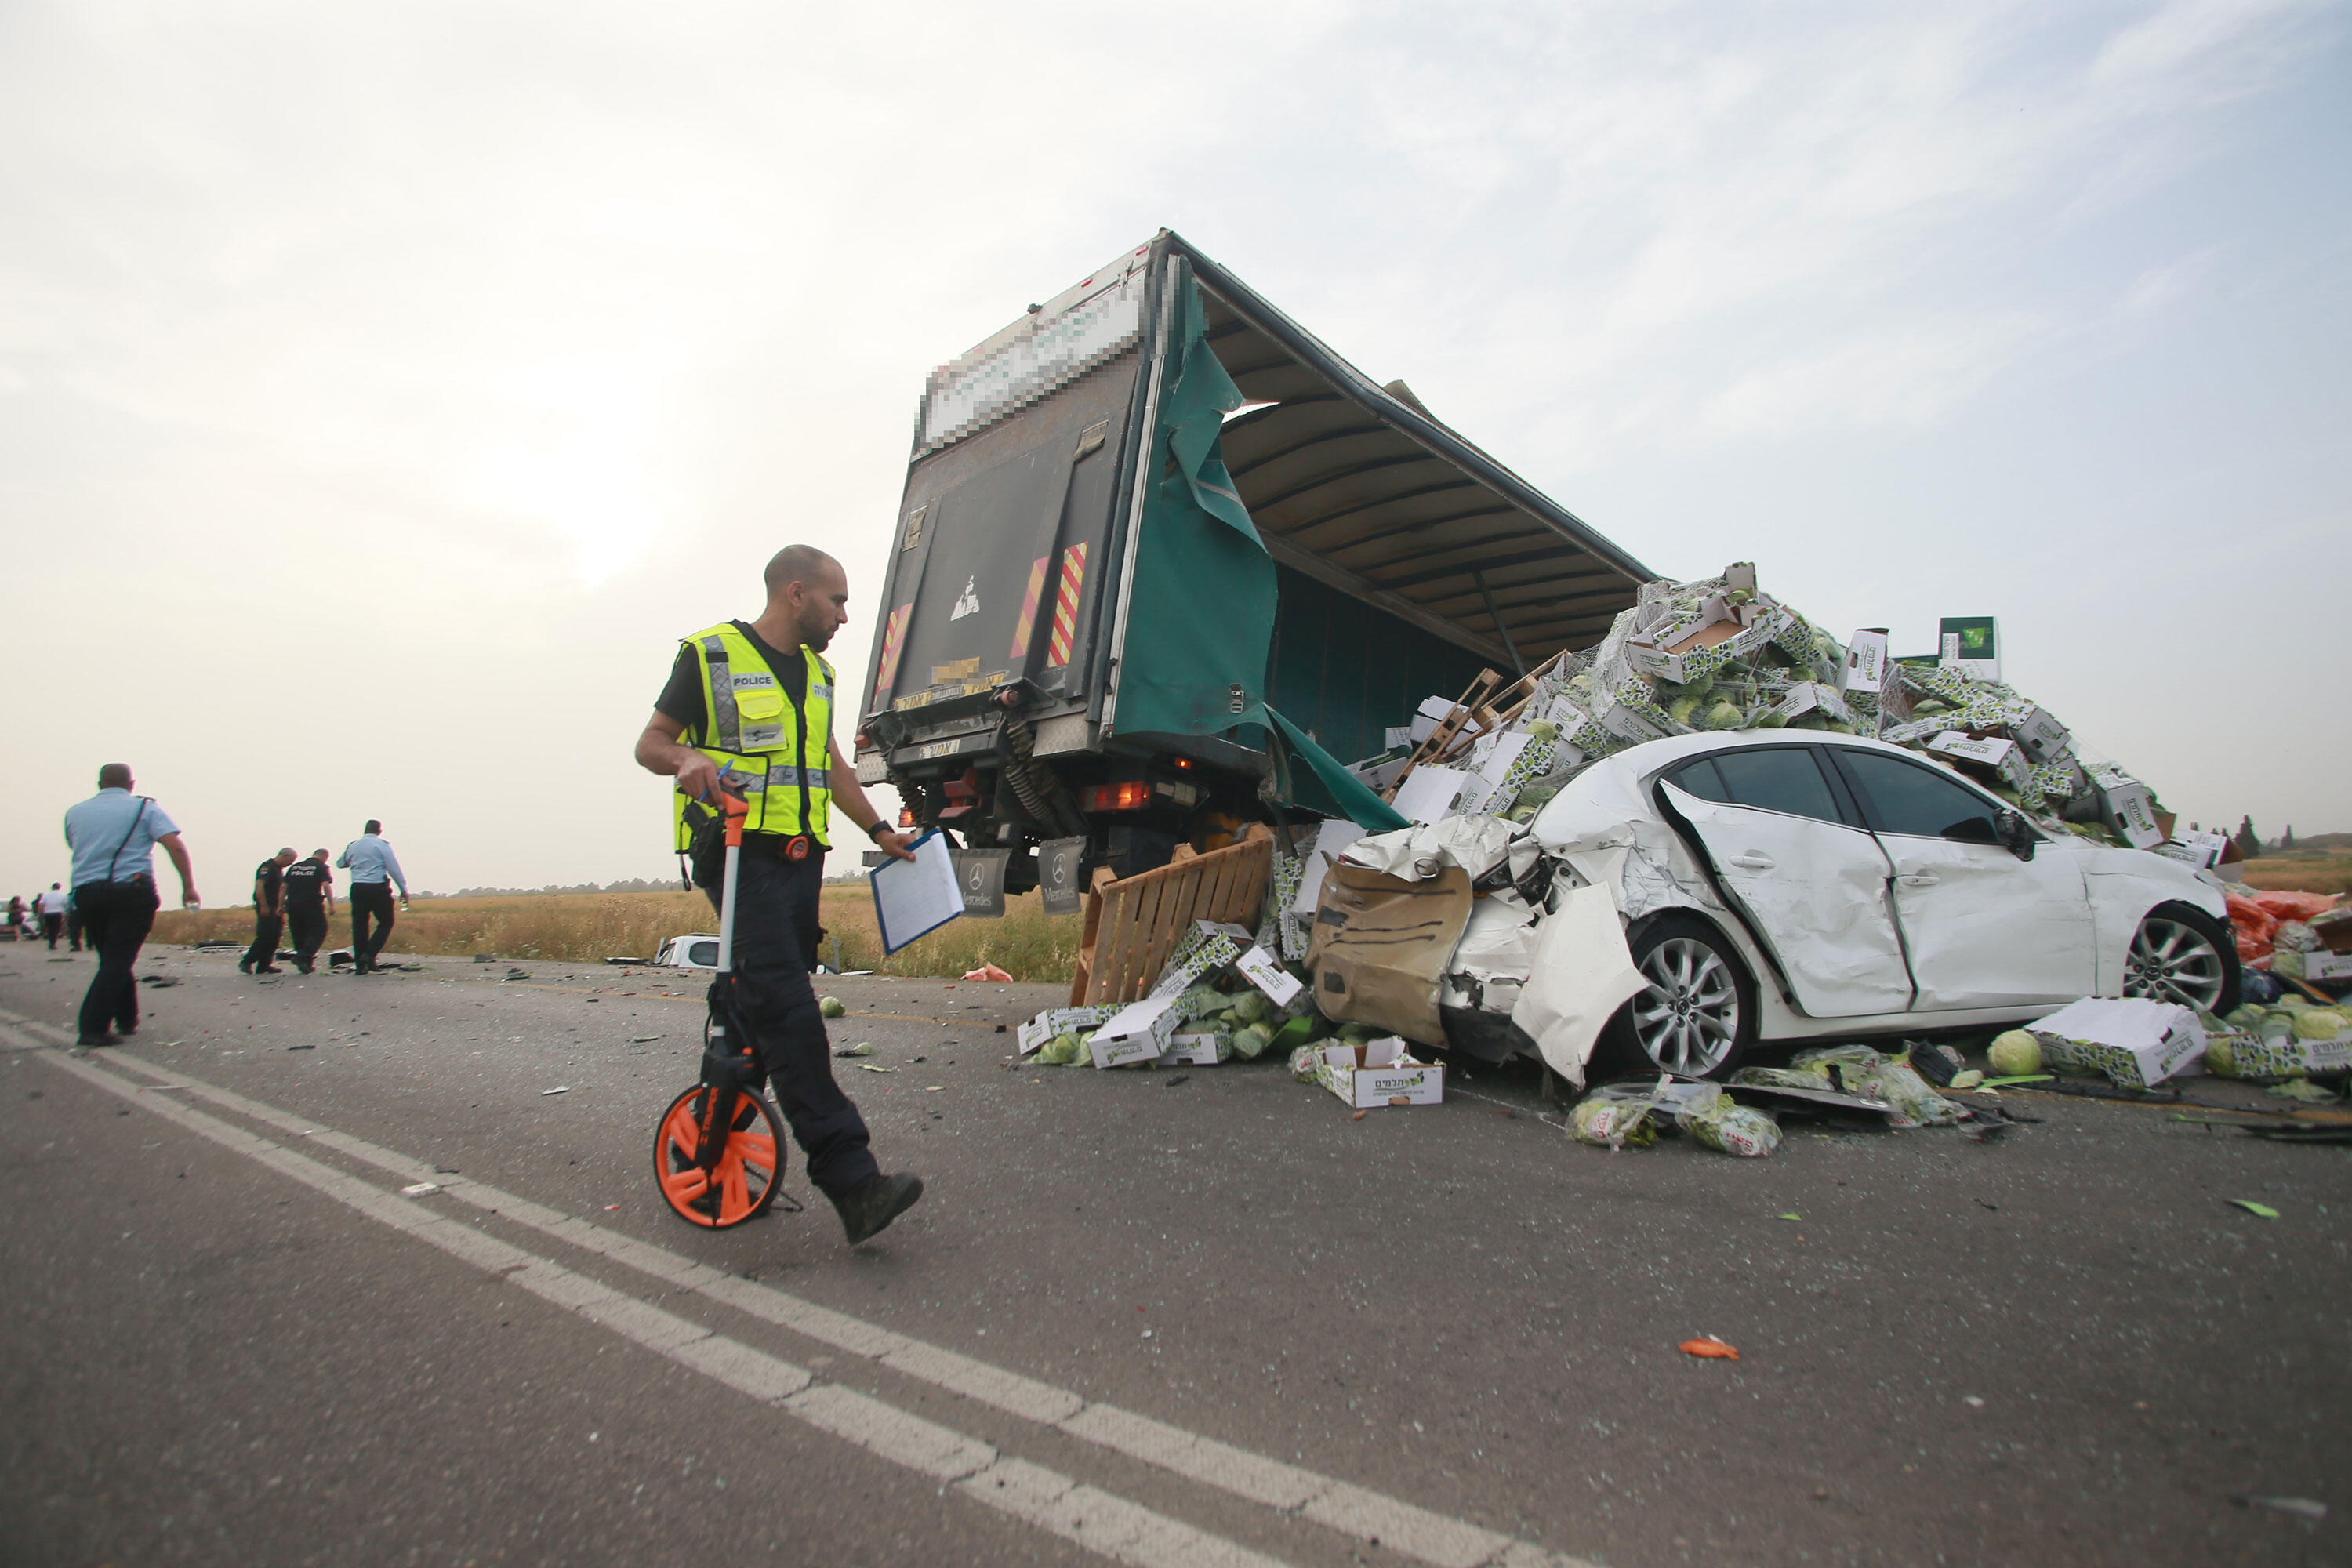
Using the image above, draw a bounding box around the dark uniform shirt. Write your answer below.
[281,861,328,913]
[253,858,285,913]
[654,622,809,735]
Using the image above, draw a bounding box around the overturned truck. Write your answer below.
[852,230,1652,899]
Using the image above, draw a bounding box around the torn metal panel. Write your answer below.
[1508,883,1649,1087]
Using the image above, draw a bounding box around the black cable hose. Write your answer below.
[1000,713,1088,839]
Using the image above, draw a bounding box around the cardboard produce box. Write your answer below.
[1308,1038,1446,1108]
[1018,1004,1120,1057]
[1924,731,2031,793]
[2027,997,2205,1089]
[1087,996,1181,1068]
[1147,920,1256,1000]
[2083,764,2165,850]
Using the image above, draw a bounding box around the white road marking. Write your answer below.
[0,1004,1595,1568]
[15,1034,1285,1568]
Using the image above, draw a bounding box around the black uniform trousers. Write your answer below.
[348,883,396,969]
[286,906,328,971]
[74,879,158,1041]
[705,845,877,1200]
[243,912,283,971]
[40,914,61,948]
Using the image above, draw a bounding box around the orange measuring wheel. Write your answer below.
[652,1085,787,1229]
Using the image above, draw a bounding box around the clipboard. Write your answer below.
[869,829,966,955]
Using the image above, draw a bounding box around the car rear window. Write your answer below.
[1702,748,1845,825]
[1839,750,2003,842]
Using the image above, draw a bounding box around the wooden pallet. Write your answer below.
[1068,825,1276,1005]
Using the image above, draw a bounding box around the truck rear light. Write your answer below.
[898,808,915,828]
[1083,782,1152,813]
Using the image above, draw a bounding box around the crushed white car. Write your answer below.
[1312,731,2239,1084]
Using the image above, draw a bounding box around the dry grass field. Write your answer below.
[150,886,1084,982]
[2235,851,2352,898]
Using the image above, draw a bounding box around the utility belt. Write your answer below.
[687,826,826,890]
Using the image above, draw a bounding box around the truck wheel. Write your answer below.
[2124,902,2240,1016]
[1601,914,1759,1081]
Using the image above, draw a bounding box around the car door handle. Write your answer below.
[1730,852,1775,870]
[1898,873,1937,887]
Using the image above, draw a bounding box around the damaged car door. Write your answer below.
[1657,748,1915,1018]
[1829,746,2096,1009]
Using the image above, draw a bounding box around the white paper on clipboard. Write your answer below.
[870,830,965,954]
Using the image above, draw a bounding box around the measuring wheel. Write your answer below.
[652,1085,787,1229]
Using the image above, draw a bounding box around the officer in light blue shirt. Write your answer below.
[336,820,409,975]
[62,763,199,1045]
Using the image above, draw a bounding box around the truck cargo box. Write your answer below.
[855,230,1652,892]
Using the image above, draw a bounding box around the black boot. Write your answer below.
[830,1174,924,1247]
[238,957,253,974]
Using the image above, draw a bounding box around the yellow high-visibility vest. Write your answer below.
[671,622,834,850]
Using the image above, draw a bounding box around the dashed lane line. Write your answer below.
[0,1003,1592,1568]
[13,1029,1287,1568]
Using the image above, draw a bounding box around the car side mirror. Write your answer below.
[1998,809,2035,860]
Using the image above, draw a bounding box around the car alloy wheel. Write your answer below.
[2124,911,2231,1013]
[1630,935,1743,1077]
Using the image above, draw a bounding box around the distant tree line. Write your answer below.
[429,877,685,899]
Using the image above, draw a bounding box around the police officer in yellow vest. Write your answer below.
[637,545,926,1247]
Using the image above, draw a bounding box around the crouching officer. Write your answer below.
[633,544,925,1247]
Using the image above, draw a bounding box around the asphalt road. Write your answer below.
[1,942,2343,1567]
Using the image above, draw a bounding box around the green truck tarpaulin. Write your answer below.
[1114,275,1406,833]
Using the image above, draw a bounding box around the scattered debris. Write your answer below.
[835,1042,875,1058]
[2230,1494,2327,1522]
[2227,1199,2280,1219]
[1679,1337,1740,1361]
[400,1181,441,1197]
[541,1086,571,1096]
[961,964,1012,982]
[819,996,848,1018]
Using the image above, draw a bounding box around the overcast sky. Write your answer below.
[3,0,2346,899]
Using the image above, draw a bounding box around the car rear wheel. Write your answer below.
[2124,902,2240,1016]
[1608,914,1759,1080]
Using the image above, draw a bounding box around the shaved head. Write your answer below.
[763,545,840,597]
[96,763,132,790]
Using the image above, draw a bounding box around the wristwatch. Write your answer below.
[865,818,893,842]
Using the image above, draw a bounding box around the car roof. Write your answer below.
[1596,727,1930,777]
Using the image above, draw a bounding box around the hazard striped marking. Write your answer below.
[1008,556,1051,662]
[1047,544,1087,667]
[873,602,911,706]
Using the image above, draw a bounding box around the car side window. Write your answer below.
[1706,748,1846,825]
[1838,750,2003,843]
[1664,757,1730,802]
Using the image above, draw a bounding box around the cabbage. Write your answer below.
[1338,1022,1377,1044]
[1704,701,1744,731]
[818,996,846,1018]
[1668,693,1702,727]
[2293,1009,2346,1041]
[1229,990,1269,1025]
[1037,1033,1083,1065]
[1231,1022,1276,1060]
[1987,1030,2042,1076]
[1523,719,1559,743]
[2272,950,2306,980]
[2204,1035,2236,1076]
[1754,710,1788,729]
